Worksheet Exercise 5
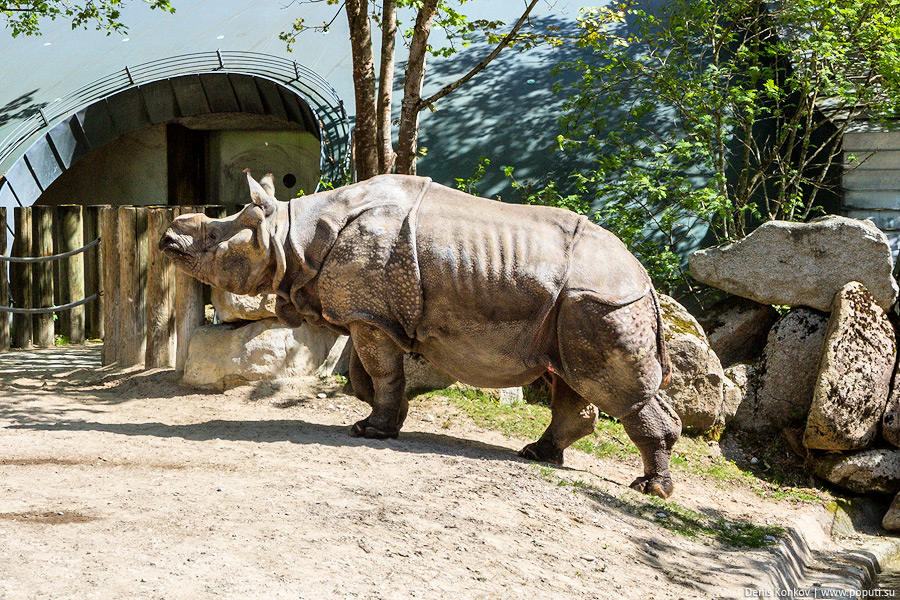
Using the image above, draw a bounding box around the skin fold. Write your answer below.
[160,172,681,498]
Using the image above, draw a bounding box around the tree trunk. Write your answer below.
[346,0,379,181]
[395,0,440,175]
[377,0,398,174]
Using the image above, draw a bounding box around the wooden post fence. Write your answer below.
[0,207,8,352]
[59,205,85,345]
[32,205,54,348]
[10,207,32,349]
[146,207,176,369]
[1,203,228,371]
[84,205,105,341]
[100,207,119,365]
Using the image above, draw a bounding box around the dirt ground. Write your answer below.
[0,345,859,600]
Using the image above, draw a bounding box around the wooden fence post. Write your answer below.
[84,205,105,341]
[0,207,8,352]
[174,207,205,373]
[11,207,32,349]
[116,207,147,367]
[59,205,85,345]
[32,205,54,348]
[146,207,176,368]
[100,207,119,365]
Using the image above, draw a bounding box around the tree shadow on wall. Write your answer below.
[415,14,596,202]
[0,90,47,129]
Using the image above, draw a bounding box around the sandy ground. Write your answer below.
[0,345,854,600]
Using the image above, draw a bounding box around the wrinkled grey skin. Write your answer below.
[160,173,682,498]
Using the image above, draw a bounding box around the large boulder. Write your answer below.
[658,294,725,434]
[882,356,900,448]
[732,309,828,432]
[183,318,341,390]
[689,216,898,312]
[813,448,900,494]
[883,493,900,532]
[697,296,779,367]
[403,354,456,392]
[211,288,277,322]
[803,282,896,451]
[719,360,760,428]
[883,386,900,449]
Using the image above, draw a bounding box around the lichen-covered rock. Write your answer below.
[689,216,898,311]
[403,354,456,392]
[883,493,900,531]
[183,318,340,390]
[813,448,900,494]
[882,363,900,448]
[719,360,760,427]
[698,296,779,367]
[316,335,352,378]
[658,295,725,434]
[803,282,896,451]
[732,309,828,432]
[211,288,277,322]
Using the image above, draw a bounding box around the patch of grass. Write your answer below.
[424,386,637,458]
[330,374,348,387]
[54,334,70,346]
[535,465,784,549]
[670,436,827,503]
[425,386,826,504]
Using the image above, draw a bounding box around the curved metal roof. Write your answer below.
[0,52,350,211]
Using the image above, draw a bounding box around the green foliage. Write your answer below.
[1,0,174,37]
[508,0,900,294]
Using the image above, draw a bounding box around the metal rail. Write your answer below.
[0,50,351,187]
[0,294,99,315]
[0,237,99,263]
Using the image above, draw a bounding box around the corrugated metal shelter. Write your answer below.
[843,125,900,260]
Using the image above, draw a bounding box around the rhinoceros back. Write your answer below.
[411,184,651,386]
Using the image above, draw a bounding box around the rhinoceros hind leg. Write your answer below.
[347,323,409,440]
[619,394,681,499]
[518,375,598,467]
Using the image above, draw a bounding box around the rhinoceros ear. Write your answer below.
[260,173,276,197]
[245,170,278,217]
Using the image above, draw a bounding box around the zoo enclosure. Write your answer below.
[0,204,229,372]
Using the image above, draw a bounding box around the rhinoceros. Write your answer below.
[160,172,682,498]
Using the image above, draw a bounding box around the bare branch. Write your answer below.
[416,0,540,111]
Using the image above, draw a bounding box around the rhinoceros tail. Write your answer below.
[650,286,672,388]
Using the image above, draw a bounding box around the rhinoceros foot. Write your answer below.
[518,439,564,466]
[349,419,400,440]
[629,475,674,499]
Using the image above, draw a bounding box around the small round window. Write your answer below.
[283,173,297,189]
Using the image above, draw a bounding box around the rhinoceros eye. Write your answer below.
[207,229,220,244]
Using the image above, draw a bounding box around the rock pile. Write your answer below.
[688,216,900,531]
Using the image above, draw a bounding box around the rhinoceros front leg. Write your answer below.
[347,322,409,440]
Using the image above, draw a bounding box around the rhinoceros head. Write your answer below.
[159,171,288,296]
